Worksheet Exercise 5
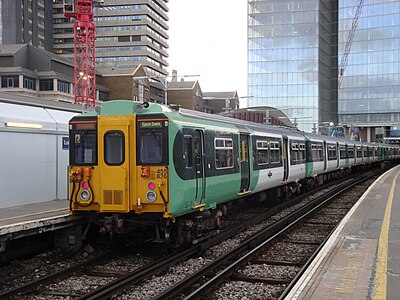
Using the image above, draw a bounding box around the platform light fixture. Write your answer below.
[5,122,44,129]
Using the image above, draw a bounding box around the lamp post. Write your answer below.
[133,74,199,105]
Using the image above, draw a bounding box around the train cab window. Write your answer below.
[256,141,269,165]
[270,141,281,164]
[70,119,97,166]
[184,136,193,168]
[104,131,124,165]
[139,132,163,164]
[137,119,168,165]
[215,138,234,169]
[328,144,337,160]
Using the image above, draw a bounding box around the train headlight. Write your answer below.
[80,190,91,201]
[146,190,157,202]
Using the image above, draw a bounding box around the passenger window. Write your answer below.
[317,144,323,160]
[104,131,124,165]
[340,145,347,159]
[291,143,299,162]
[356,146,362,158]
[184,135,193,168]
[311,144,318,160]
[256,140,269,165]
[299,143,306,162]
[328,144,337,160]
[270,141,280,164]
[215,138,234,169]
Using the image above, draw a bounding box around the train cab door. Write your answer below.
[98,118,131,212]
[239,134,251,194]
[282,136,289,181]
[194,129,206,205]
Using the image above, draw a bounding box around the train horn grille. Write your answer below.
[103,190,123,205]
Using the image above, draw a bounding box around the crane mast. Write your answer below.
[338,0,364,88]
[64,0,96,107]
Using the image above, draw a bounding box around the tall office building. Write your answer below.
[248,0,338,132]
[0,0,53,51]
[338,0,400,142]
[248,0,399,140]
[52,0,169,77]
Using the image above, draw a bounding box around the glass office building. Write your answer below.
[339,0,400,141]
[248,0,399,139]
[248,0,338,132]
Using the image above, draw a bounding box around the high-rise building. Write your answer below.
[52,0,169,77]
[248,0,400,141]
[338,0,400,142]
[0,0,53,51]
[248,0,338,132]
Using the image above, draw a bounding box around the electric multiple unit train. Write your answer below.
[68,100,399,245]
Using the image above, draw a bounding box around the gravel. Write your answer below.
[116,256,212,299]
[238,264,300,279]
[211,281,286,300]
[260,241,317,263]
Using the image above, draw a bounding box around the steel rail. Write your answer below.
[157,174,371,300]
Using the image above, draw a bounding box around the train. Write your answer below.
[68,100,400,245]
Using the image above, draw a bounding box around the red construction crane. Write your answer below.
[64,0,96,107]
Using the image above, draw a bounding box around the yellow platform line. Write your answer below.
[373,170,399,300]
[0,207,68,222]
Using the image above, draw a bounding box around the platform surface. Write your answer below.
[0,199,69,228]
[286,165,400,300]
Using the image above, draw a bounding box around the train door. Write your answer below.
[282,136,289,181]
[323,141,327,171]
[99,118,130,212]
[336,142,340,168]
[194,129,206,204]
[239,134,250,193]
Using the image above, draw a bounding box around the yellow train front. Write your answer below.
[68,101,170,236]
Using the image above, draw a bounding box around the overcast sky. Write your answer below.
[168,1,248,102]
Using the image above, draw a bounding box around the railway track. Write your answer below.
[0,169,381,299]
[176,173,376,300]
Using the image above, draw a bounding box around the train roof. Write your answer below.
[93,101,399,148]
[97,100,306,138]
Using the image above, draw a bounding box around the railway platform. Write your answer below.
[0,199,80,251]
[286,164,400,300]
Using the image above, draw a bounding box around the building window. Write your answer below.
[1,76,19,88]
[23,77,36,90]
[57,80,70,93]
[39,79,54,91]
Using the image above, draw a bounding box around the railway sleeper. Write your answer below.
[231,274,292,284]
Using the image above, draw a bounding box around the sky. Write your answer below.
[167,1,248,103]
